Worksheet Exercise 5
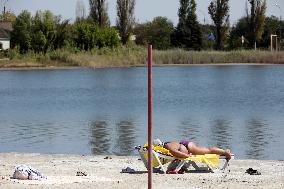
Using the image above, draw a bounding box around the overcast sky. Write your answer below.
[3,0,284,25]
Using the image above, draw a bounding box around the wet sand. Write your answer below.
[0,153,283,189]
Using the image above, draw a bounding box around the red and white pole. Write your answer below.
[147,45,153,189]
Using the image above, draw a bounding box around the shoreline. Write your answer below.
[0,153,283,189]
[0,62,280,71]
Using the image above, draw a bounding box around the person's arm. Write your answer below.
[164,143,190,158]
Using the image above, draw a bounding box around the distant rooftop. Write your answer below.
[0,28,9,39]
[0,21,13,39]
[0,21,13,32]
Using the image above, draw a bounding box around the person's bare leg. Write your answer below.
[188,142,231,160]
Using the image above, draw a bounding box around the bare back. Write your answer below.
[164,142,190,158]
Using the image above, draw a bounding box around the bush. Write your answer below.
[49,50,69,62]
[6,48,20,59]
[74,22,120,50]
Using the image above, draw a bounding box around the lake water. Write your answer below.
[0,65,284,160]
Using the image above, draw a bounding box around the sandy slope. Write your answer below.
[0,153,283,189]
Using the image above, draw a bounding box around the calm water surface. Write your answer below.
[0,66,284,160]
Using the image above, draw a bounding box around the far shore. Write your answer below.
[1,48,284,69]
[0,62,280,71]
[0,153,283,189]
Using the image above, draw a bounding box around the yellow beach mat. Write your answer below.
[143,144,220,169]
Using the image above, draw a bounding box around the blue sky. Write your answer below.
[3,0,284,25]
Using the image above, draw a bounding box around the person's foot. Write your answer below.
[224,149,231,160]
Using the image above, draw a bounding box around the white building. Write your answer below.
[0,36,10,50]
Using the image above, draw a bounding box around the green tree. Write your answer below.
[246,0,266,48]
[229,17,249,49]
[171,0,189,48]
[89,0,110,27]
[229,15,280,49]
[208,0,230,50]
[0,11,17,22]
[133,23,149,46]
[134,17,174,50]
[99,27,120,48]
[172,0,202,50]
[74,22,96,50]
[200,23,215,49]
[10,10,32,53]
[31,31,47,53]
[116,0,136,44]
[31,10,57,53]
[147,17,174,50]
[187,0,202,50]
[73,21,120,50]
[53,18,70,50]
[260,16,282,48]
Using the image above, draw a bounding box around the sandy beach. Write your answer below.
[0,153,283,189]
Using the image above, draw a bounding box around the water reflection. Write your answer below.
[209,119,232,149]
[89,118,137,155]
[244,118,272,159]
[113,119,137,155]
[90,120,111,154]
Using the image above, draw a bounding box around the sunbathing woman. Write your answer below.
[155,139,232,160]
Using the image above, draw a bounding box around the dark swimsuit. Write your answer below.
[180,140,190,147]
[164,140,191,151]
[179,140,191,151]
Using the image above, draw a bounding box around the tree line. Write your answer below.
[5,0,284,53]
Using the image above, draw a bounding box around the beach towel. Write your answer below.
[13,165,46,180]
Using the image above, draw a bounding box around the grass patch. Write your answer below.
[1,47,284,69]
[153,49,284,65]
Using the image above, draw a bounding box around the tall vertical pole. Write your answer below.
[147,45,153,189]
[271,35,273,51]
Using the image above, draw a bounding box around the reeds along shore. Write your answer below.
[1,46,284,68]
